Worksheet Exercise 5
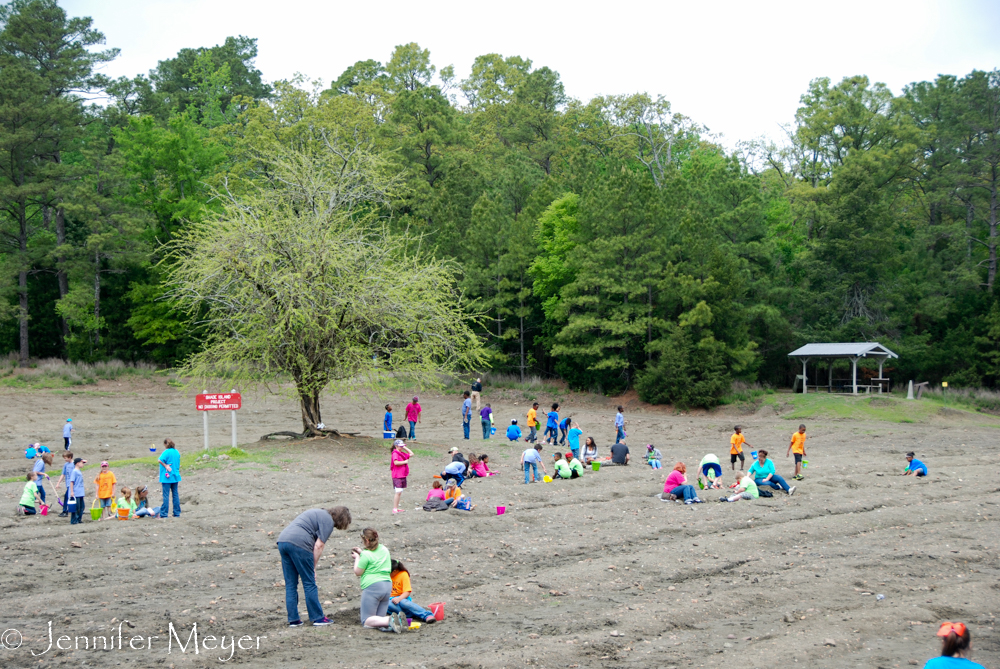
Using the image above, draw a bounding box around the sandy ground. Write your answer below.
[1,380,999,669]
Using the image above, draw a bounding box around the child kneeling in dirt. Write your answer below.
[719,471,759,502]
[903,452,927,477]
[388,559,437,624]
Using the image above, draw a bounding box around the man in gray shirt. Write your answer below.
[277,506,351,627]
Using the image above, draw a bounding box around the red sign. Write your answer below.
[196,393,242,411]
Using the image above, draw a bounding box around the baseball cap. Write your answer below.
[565,453,573,459]
[100,461,109,467]
[66,418,72,422]
[393,439,406,447]
[448,447,459,453]
[73,458,85,465]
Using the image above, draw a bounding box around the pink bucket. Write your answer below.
[429,602,444,621]
[39,504,49,516]
[496,506,506,515]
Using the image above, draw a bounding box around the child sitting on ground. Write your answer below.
[444,479,472,509]
[567,452,584,478]
[134,485,159,518]
[117,485,137,519]
[720,470,759,502]
[471,454,497,477]
[646,444,663,469]
[388,559,437,624]
[18,472,42,515]
[554,452,573,479]
[903,451,927,476]
[506,419,522,442]
[426,480,446,501]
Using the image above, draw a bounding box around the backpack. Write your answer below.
[759,488,773,498]
[453,497,473,511]
[423,498,449,512]
[395,426,407,439]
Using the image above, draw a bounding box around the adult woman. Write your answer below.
[158,439,182,518]
[923,622,986,668]
[278,506,352,627]
[748,450,796,496]
[404,397,421,440]
[582,436,598,464]
[662,462,702,504]
[353,527,403,633]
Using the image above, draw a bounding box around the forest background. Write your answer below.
[2,0,999,409]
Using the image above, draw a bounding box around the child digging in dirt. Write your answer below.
[719,470,759,502]
[388,559,437,624]
[787,424,807,480]
[134,485,158,517]
[117,485,136,519]
[698,453,723,490]
[903,452,927,477]
[18,472,42,515]
[426,480,445,502]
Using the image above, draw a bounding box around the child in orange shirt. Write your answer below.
[94,461,117,520]
[787,424,807,480]
[730,426,750,470]
[525,403,539,443]
[387,559,436,624]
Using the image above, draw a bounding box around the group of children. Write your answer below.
[18,448,158,522]
[388,439,498,514]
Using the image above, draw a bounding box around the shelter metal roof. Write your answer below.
[787,342,898,359]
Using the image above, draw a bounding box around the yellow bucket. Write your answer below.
[542,475,553,483]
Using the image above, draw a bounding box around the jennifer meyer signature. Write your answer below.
[1,621,266,662]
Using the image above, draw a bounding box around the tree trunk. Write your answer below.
[299,388,323,434]
[56,207,69,350]
[989,172,998,290]
[93,252,101,348]
[967,201,975,260]
[18,203,28,367]
[519,310,525,383]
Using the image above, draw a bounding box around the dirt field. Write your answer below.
[1,380,999,669]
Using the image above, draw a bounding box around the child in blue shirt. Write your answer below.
[544,403,559,445]
[904,452,927,477]
[558,415,572,445]
[383,404,393,433]
[506,419,522,441]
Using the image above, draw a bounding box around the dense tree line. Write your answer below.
[1,0,998,406]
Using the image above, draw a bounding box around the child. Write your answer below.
[567,422,583,460]
[730,425,749,470]
[426,480,446,501]
[567,452,584,478]
[441,457,466,486]
[465,453,482,478]
[134,485,159,517]
[63,418,74,450]
[720,470,759,502]
[544,403,560,444]
[903,452,927,477]
[18,472,42,515]
[614,406,626,443]
[443,479,464,507]
[117,485,137,519]
[526,402,539,443]
[94,461,117,520]
[68,457,86,525]
[506,419,522,442]
[554,452,572,479]
[32,452,53,504]
[582,437,598,464]
[787,424,807,480]
[383,404,393,434]
[559,415,572,445]
[479,403,494,440]
[926,621,986,669]
[473,454,497,477]
[646,444,663,469]
[521,444,547,484]
[54,451,74,517]
[698,453,723,489]
[390,440,412,515]
[388,559,437,624]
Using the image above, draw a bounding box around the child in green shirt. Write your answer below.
[117,485,137,519]
[19,472,42,515]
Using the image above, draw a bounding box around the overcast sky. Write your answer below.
[63,0,1000,145]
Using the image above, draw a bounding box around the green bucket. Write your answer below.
[591,462,601,471]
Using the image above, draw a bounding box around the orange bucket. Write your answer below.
[429,602,445,621]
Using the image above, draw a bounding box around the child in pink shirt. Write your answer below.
[426,480,445,500]
[470,453,498,477]
[391,440,412,514]
[662,462,702,504]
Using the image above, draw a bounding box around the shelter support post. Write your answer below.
[802,358,808,394]
[907,380,914,400]
[851,358,858,395]
[828,362,833,392]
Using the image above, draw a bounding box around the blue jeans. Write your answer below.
[160,482,180,517]
[559,428,567,444]
[388,596,434,621]
[669,484,698,501]
[523,461,539,484]
[616,426,625,442]
[278,542,324,623]
[463,418,470,439]
[36,482,46,504]
[60,488,69,514]
[442,472,464,487]
[755,474,790,491]
[543,426,557,442]
[70,496,84,524]
[481,419,491,439]
[408,421,416,439]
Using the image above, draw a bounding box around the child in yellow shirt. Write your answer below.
[525,403,539,443]
[787,424,807,480]
[730,426,750,470]
[94,461,117,520]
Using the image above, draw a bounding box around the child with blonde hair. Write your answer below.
[117,486,137,519]
[134,485,159,518]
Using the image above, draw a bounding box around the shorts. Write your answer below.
[99,497,113,508]
[731,452,745,464]
[794,453,803,463]
[392,477,407,492]
[702,463,722,478]
[914,469,926,477]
